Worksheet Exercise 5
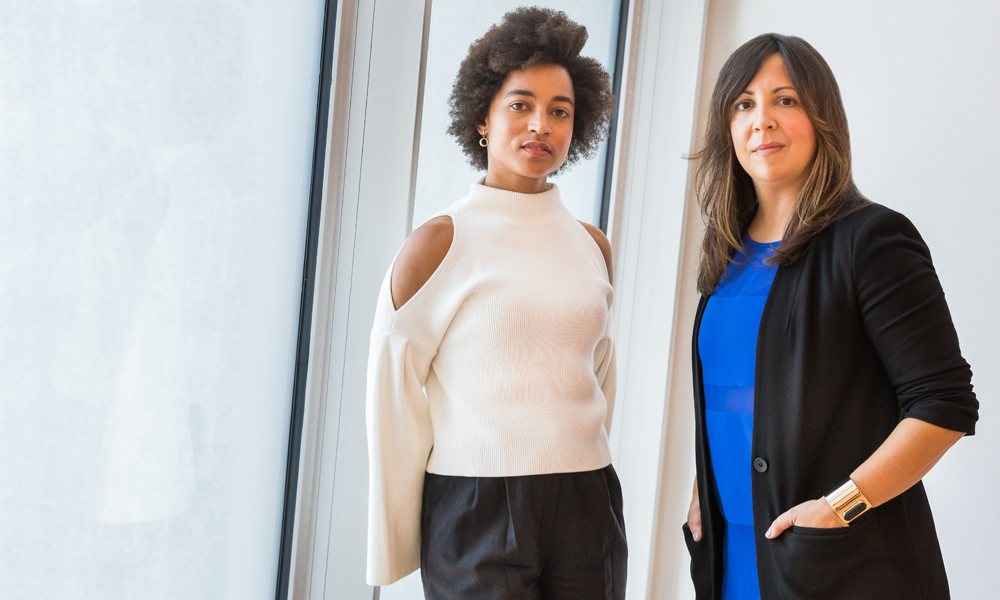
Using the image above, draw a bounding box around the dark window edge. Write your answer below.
[600,0,631,233]
[275,1,339,598]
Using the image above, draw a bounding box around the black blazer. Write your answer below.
[684,203,978,599]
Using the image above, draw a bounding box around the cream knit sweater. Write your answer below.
[365,181,616,586]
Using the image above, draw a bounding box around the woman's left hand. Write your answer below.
[765,498,846,539]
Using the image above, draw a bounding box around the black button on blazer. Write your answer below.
[686,203,978,600]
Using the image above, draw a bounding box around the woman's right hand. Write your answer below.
[687,478,702,542]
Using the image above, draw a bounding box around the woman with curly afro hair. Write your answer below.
[364,7,625,599]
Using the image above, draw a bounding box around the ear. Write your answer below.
[478,117,489,135]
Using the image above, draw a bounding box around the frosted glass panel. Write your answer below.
[412,0,622,229]
[0,1,325,598]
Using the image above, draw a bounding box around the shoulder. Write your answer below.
[830,203,937,289]
[834,202,916,238]
[817,202,926,259]
[391,216,454,310]
[579,221,613,284]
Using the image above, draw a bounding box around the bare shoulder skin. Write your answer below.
[580,221,613,285]
[390,216,454,310]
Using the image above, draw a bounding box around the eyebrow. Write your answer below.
[738,86,797,96]
[505,89,576,107]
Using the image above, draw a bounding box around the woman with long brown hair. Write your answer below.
[683,33,978,599]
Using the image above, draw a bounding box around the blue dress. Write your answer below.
[698,237,779,599]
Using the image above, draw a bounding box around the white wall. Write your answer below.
[654,1,1000,598]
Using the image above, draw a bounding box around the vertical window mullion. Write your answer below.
[275,1,340,599]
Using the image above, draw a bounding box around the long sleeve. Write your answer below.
[594,308,617,437]
[365,315,436,585]
[853,209,978,434]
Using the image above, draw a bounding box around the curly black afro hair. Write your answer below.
[447,7,615,174]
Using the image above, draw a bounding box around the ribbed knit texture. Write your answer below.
[365,181,616,586]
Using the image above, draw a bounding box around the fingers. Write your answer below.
[688,479,702,542]
[765,509,795,539]
[687,504,702,541]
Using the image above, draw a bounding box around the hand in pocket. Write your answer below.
[765,497,847,539]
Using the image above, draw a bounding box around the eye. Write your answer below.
[735,100,752,111]
[510,101,528,111]
[778,97,796,107]
[553,108,571,118]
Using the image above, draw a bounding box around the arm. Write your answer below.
[366,217,453,585]
[766,419,963,536]
[580,221,613,285]
[852,418,963,506]
[581,222,617,435]
[766,209,977,537]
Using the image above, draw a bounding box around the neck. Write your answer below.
[748,180,803,243]
[484,167,548,194]
[468,179,562,221]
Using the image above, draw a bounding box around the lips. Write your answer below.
[521,141,551,157]
[753,142,784,155]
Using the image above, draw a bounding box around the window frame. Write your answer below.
[281,0,434,598]
[599,0,633,233]
[275,1,341,599]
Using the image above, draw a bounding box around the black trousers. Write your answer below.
[420,464,627,600]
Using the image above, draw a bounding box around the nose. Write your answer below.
[528,107,551,135]
[752,103,777,132]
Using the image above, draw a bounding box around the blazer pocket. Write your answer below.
[682,522,713,599]
[771,515,918,599]
[789,517,861,537]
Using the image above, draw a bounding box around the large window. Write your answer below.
[0,2,330,597]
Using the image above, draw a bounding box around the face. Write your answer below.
[480,63,574,194]
[730,53,816,195]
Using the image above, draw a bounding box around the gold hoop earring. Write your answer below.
[479,134,488,147]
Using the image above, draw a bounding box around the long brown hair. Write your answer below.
[691,33,868,295]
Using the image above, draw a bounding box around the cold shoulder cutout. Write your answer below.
[391,216,454,310]
[580,221,613,285]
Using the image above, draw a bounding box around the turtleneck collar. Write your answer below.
[466,178,563,219]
